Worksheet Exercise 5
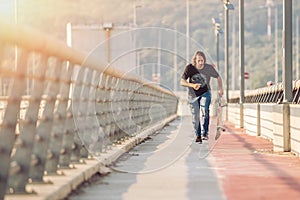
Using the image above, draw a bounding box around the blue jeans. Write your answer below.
[188,90,211,137]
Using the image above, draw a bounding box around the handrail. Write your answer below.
[0,19,174,96]
[229,80,300,104]
[0,19,178,199]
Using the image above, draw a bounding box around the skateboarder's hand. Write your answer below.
[193,83,201,90]
[218,89,224,97]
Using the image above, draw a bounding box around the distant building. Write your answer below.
[68,23,136,74]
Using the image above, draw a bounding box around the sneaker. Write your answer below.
[202,136,208,140]
[195,136,202,143]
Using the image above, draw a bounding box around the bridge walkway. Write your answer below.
[65,116,300,200]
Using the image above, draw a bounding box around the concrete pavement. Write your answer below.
[68,116,300,200]
[68,116,225,200]
[4,115,177,200]
[5,114,300,200]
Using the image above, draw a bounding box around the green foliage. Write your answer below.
[7,0,300,90]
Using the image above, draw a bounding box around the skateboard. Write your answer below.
[215,95,226,140]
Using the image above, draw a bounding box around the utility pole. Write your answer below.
[266,0,274,41]
[174,23,178,91]
[232,12,236,90]
[239,0,245,128]
[186,0,190,62]
[224,0,229,105]
[282,0,293,103]
[296,16,299,79]
[103,23,113,65]
[275,6,279,83]
[223,0,234,119]
[133,4,141,75]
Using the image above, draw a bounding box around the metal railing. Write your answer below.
[0,19,178,199]
[227,80,300,155]
[229,80,300,104]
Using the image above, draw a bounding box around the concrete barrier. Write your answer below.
[244,104,260,136]
[290,105,300,155]
[272,104,290,152]
[228,102,300,156]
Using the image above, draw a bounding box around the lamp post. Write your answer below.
[223,0,234,119]
[212,18,223,71]
[133,4,141,75]
[239,0,245,128]
[222,0,234,120]
[13,0,18,95]
[296,15,299,80]
[174,23,178,91]
[157,28,161,84]
[14,0,18,69]
[186,0,190,63]
[133,4,142,28]
[266,0,274,41]
[282,0,293,103]
[103,22,113,64]
[275,6,278,83]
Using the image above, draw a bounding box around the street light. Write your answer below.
[239,0,245,128]
[282,0,293,103]
[212,18,223,70]
[133,4,142,28]
[103,22,113,64]
[186,0,190,62]
[14,0,18,69]
[222,0,234,120]
[133,4,142,75]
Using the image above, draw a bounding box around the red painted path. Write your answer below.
[212,121,300,200]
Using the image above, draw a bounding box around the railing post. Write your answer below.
[239,103,244,128]
[96,73,109,150]
[257,103,261,136]
[70,67,85,163]
[273,103,290,152]
[0,50,28,196]
[45,60,69,174]
[8,53,47,193]
[85,71,103,156]
[283,103,291,152]
[74,67,94,159]
[59,63,76,168]
[29,58,63,181]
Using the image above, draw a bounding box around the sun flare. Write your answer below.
[0,0,16,22]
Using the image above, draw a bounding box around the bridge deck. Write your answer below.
[67,116,300,200]
[5,116,300,200]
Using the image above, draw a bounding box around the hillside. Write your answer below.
[1,0,300,89]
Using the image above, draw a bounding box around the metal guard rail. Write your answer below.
[0,20,178,197]
[229,80,300,104]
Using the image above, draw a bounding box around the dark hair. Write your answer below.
[192,51,206,66]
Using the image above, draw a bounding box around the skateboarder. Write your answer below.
[181,51,223,143]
